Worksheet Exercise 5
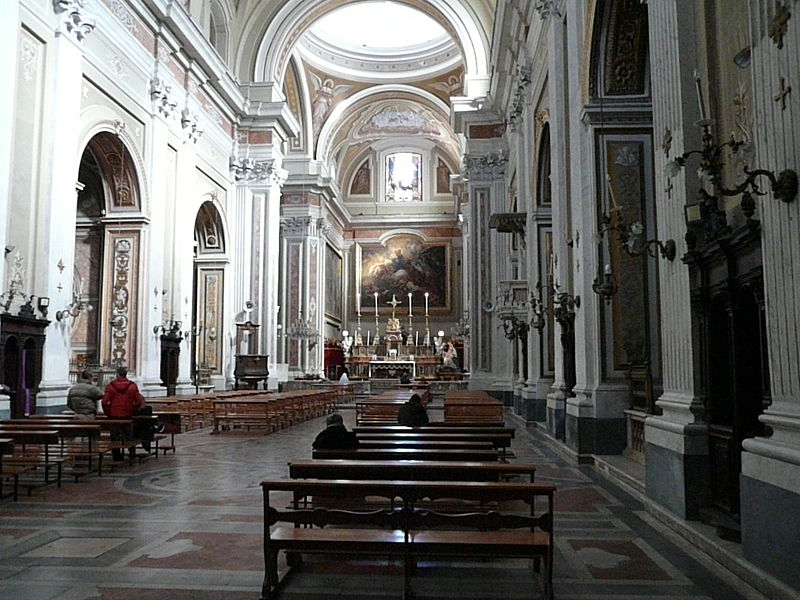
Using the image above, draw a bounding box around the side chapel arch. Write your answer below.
[72,130,144,374]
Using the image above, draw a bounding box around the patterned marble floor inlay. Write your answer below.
[0,410,770,600]
[21,537,130,559]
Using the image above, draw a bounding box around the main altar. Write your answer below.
[344,293,441,380]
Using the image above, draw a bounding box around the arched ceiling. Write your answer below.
[224,0,491,215]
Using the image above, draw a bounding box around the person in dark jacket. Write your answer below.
[312,413,360,450]
[397,393,429,427]
[102,367,144,460]
[67,370,103,419]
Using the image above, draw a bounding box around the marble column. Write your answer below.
[643,0,708,518]
[739,1,800,589]
[37,2,97,410]
[463,149,511,400]
[0,3,20,416]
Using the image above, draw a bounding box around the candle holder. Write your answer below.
[355,314,363,346]
[665,121,797,243]
[598,206,676,261]
[592,267,618,304]
[529,281,548,333]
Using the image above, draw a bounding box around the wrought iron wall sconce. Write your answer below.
[592,264,618,305]
[598,206,676,261]
[528,281,580,331]
[55,298,93,321]
[500,315,529,341]
[154,320,183,338]
[529,281,548,333]
[665,121,797,237]
[553,291,580,328]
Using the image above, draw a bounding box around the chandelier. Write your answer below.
[286,310,319,346]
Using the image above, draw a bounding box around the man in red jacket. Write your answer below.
[102,367,144,460]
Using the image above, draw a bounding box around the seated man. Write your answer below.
[67,370,103,419]
[312,413,360,450]
[397,393,429,427]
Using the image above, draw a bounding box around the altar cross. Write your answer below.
[387,294,400,318]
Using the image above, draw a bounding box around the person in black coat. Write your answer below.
[312,413,360,449]
[397,393,429,427]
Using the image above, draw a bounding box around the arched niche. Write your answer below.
[71,131,144,375]
[191,200,227,389]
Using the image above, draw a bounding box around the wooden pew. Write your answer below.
[0,438,30,501]
[355,439,494,451]
[0,429,64,493]
[260,479,555,600]
[355,431,513,451]
[7,417,155,471]
[355,400,404,425]
[353,424,515,437]
[153,411,181,454]
[0,420,102,479]
[289,459,536,483]
[212,390,335,434]
[443,397,504,425]
[311,447,500,461]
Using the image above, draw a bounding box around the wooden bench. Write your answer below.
[311,448,500,461]
[260,479,555,600]
[212,390,335,434]
[153,411,181,454]
[0,420,102,480]
[355,400,404,425]
[0,429,64,493]
[355,431,513,452]
[355,439,495,451]
[353,424,515,436]
[288,459,536,483]
[0,438,32,501]
[443,402,504,424]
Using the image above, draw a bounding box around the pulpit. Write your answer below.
[234,320,269,390]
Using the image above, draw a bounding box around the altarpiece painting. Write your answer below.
[325,245,343,322]
[359,235,449,312]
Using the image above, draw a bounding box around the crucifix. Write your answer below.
[387,294,400,319]
[774,76,792,111]
[665,178,674,200]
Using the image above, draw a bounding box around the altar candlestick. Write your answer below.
[424,292,429,316]
[356,292,361,316]
[374,292,379,316]
[408,292,412,316]
[415,331,419,346]
[367,330,370,346]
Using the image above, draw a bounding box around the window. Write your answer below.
[385,152,422,202]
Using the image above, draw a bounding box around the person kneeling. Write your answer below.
[312,413,360,450]
[397,393,429,427]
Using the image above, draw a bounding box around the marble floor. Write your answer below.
[0,410,772,600]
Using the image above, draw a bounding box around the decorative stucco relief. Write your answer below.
[53,0,96,42]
